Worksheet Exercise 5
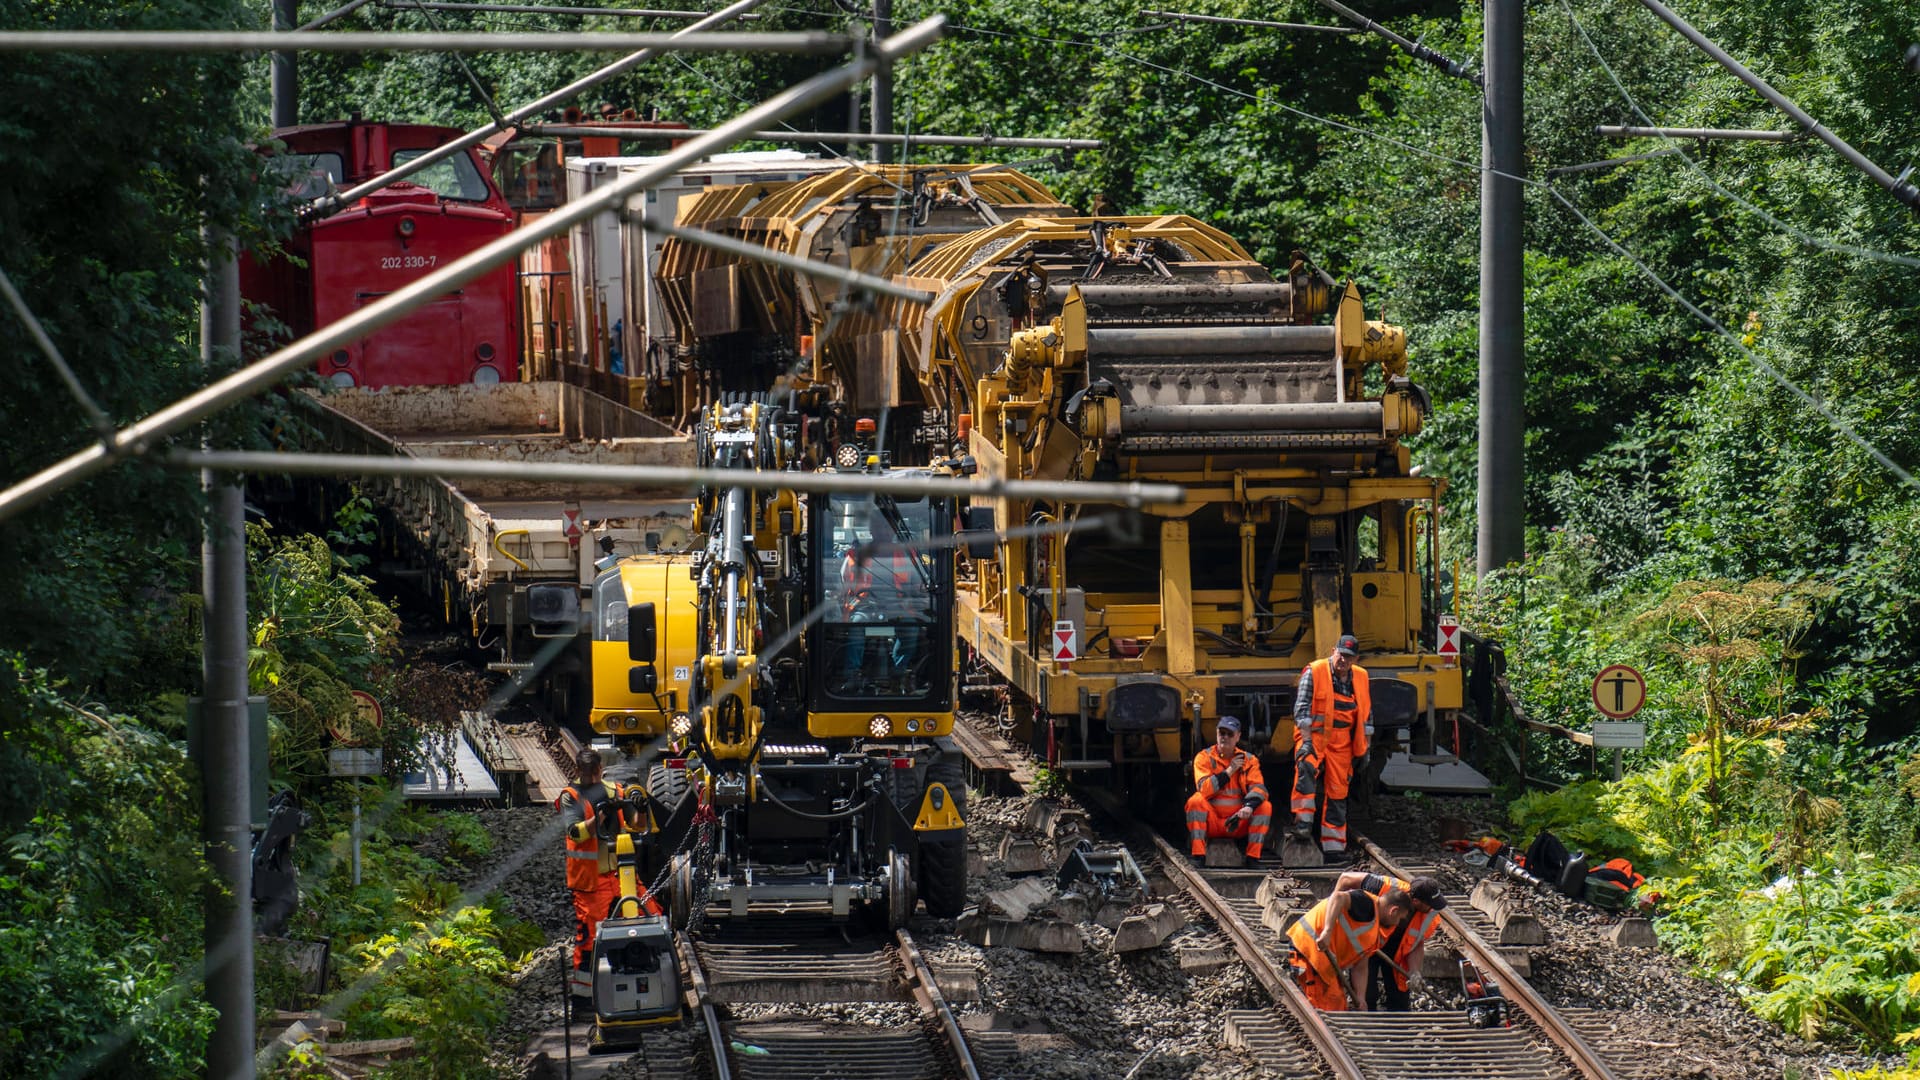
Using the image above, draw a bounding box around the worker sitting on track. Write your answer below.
[1291,634,1372,860]
[1287,885,1411,1011]
[1335,870,1448,1011]
[556,748,636,977]
[1185,715,1272,865]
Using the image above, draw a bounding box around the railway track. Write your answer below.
[1058,765,1632,1080]
[677,915,984,1079]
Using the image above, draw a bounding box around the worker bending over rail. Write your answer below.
[1185,715,1272,864]
[1287,885,1412,1011]
[1336,870,1448,1010]
[1291,634,1372,859]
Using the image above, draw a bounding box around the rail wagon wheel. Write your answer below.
[916,759,969,918]
[885,849,915,930]
[668,852,696,930]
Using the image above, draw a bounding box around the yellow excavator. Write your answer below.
[615,400,969,927]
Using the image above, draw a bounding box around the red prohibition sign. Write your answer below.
[1590,665,1646,720]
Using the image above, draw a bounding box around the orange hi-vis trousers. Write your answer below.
[1186,791,1273,859]
[571,875,620,970]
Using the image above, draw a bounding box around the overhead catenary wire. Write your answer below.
[1561,0,1920,269]
[899,10,1920,497]
[0,30,854,53]
[375,1,763,16]
[0,16,950,524]
[1630,0,1920,211]
[318,0,770,212]
[1139,11,1355,34]
[519,124,1102,149]
[0,263,114,437]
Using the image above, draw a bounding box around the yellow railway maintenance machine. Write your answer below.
[620,401,969,927]
[882,216,1471,789]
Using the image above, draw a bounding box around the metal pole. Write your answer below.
[1478,0,1524,573]
[520,124,1102,148]
[271,0,297,127]
[200,227,254,1080]
[1313,0,1480,83]
[1595,124,1796,141]
[378,1,759,15]
[871,0,893,164]
[319,0,768,211]
[0,17,948,524]
[1612,747,1623,781]
[351,783,362,886]
[1633,0,1920,210]
[170,448,1185,507]
[0,29,852,54]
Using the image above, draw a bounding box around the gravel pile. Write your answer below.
[1362,794,1901,1080]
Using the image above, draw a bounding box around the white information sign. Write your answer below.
[1591,721,1647,749]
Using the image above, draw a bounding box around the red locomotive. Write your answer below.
[243,120,520,388]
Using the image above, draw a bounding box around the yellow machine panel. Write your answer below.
[590,555,698,739]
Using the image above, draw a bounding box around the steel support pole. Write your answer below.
[870,0,893,163]
[271,0,297,127]
[1477,0,1525,573]
[199,228,254,1080]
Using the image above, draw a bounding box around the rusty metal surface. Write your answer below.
[1324,1012,1576,1078]
[896,928,980,1080]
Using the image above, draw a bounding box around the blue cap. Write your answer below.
[1217,716,1242,734]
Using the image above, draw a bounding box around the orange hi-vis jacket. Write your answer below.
[1365,874,1440,990]
[1304,658,1371,759]
[842,549,916,611]
[1192,745,1269,816]
[558,781,627,892]
[1289,894,1384,995]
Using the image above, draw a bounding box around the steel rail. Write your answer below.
[1113,806,1363,1080]
[1362,837,1619,1080]
[0,30,848,53]
[895,928,981,1080]
[167,450,1185,508]
[676,936,732,1080]
[0,16,946,524]
[523,123,1103,149]
[322,0,767,212]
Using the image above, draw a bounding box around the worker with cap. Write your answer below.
[1185,716,1272,866]
[1286,884,1411,1011]
[1291,633,1372,859]
[1336,870,1448,1010]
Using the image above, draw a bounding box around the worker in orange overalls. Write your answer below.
[555,747,656,980]
[1291,634,1372,859]
[1185,715,1272,865]
[1286,885,1410,1011]
[1336,870,1448,1010]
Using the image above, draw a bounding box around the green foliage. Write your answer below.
[0,661,214,1077]
[1031,766,1067,798]
[341,906,517,1079]
[0,0,287,695]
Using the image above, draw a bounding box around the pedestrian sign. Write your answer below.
[1436,616,1460,657]
[1590,664,1646,720]
[1053,620,1077,663]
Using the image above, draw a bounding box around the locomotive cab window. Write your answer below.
[391,147,492,202]
[267,152,342,201]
